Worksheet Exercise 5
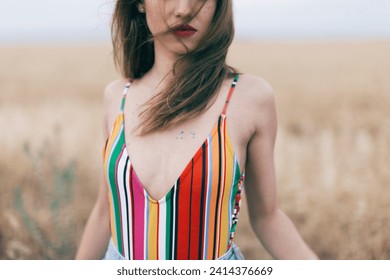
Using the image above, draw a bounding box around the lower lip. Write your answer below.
[173,30,197,38]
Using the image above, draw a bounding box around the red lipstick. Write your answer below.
[172,24,197,38]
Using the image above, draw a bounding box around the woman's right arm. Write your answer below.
[75,81,123,259]
[75,174,111,259]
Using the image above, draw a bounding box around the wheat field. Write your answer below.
[0,40,389,259]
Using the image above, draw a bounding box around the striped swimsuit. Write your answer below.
[103,75,245,260]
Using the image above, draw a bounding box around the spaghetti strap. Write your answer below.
[221,74,239,116]
[120,82,131,112]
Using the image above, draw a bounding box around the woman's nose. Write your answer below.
[174,0,194,18]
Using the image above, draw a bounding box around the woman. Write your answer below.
[76,0,317,260]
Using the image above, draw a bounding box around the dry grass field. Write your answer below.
[1,40,389,259]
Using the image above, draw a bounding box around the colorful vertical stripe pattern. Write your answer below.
[103,75,245,259]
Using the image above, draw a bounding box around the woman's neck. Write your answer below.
[147,43,183,85]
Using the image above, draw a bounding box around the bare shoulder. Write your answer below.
[236,74,275,107]
[102,78,129,136]
[235,74,277,135]
[103,79,129,110]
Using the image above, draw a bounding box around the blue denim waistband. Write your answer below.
[103,238,244,260]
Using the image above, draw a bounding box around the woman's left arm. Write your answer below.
[244,81,318,260]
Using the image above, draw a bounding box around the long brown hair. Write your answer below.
[111,0,238,135]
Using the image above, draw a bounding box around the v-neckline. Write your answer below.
[119,76,242,203]
[123,112,229,203]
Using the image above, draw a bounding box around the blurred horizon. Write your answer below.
[1,0,390,44]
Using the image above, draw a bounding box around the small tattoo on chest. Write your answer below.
[176,130,196,140]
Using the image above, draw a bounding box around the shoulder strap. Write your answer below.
[120,82,131,112]
[221,74,240,116]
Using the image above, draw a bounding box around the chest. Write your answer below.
[123,113,241,201]
[105,80,251,201]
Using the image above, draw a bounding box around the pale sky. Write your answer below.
[0,0,390,43]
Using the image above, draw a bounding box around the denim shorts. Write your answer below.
[103,238,244,260]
